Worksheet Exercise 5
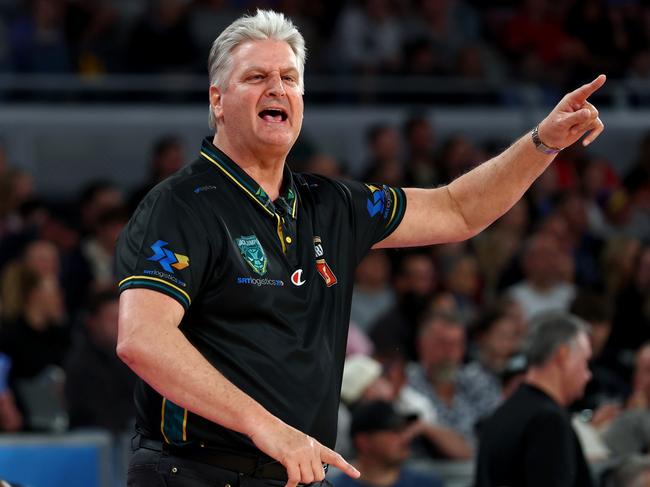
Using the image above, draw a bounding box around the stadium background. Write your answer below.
[0,0,648,486]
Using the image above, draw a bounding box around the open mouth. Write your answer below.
[259,108,288,122]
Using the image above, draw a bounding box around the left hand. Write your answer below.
[538,74,606,150]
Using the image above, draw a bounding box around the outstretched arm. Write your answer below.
[117,289,359,487]
[376,75,606,249]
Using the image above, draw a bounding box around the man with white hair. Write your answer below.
[115,9,606,487]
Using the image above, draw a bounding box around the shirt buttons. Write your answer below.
[285,236,292,244]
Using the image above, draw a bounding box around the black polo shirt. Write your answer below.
[115,138,406,454]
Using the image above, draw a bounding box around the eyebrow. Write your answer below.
[243,66,299,75]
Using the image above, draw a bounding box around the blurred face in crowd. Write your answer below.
[154,143,184,181]
[355,250,391,290]
[445,254,479,298]
[211,39,303,160]
[589,321,612,358]
[418,318,465,382]
[560,332,592,405]
[27,276,65,325]
[633,345,650,403]
[23,240,59,278]
[478,316,520,373]
[396,254,436,297]
[356,427,411,467]
[88,299,120,349]
[523,234,564,287]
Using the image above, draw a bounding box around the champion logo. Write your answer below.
[291,269,306,286]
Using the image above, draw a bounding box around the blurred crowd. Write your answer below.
[0,109,647,484]
[2,0,650,92]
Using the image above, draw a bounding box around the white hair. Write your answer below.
[207,9,307,129]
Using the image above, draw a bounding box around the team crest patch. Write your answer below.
[236,235,268,276]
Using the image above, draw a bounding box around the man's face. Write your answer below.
[419,320,465,380]
[212,39,304,158]
[563,332,592,404]
[360,429,410,467]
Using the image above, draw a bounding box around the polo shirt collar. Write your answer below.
[199,138,297,220]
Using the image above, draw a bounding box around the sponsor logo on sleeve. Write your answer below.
[147,240,190,273]
[235,235,268,276]
[365,184,393,220]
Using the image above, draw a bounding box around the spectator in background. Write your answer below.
[626,342,650,410]
[570,292,628,416]
[0,267,70,430]
[402,115,438,188]
[129,135,185,211]
[331,400,443,487]
[77,180,123,236]
[62,206,129,314]
[334,0,402,74]
[555,191,605,288]
[501,0,576,87]
[434,135,482,184]
[350,250,395,333]
[370,250,437,360]
[63,0,119,75]
[475,313,594,487]
[1,239,61,321]
[337,355,394,458]
[441,252,481,324]
[8,0,72,73]
[407,312,493,444]
[64,290,136,433]
[402,0,481,77]
[362,124,404,187]
[125,0,196,73]
[0,353,22,432]
[377,350,473,460]
[609,455,650,487]
[608,245,650,358]
[508,233,576,321]
[466,306,521,405]
[473,199,529,301]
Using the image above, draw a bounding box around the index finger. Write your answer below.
[320,446,360,478]
[570,74,606,104]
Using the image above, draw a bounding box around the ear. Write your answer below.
[209,85,223,121]
[554,344,571,368]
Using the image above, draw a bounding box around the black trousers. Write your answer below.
[127,448,331,487]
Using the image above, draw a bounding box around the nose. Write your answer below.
[266,73,286,97]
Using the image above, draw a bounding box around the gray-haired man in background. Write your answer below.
[476,313,594,487]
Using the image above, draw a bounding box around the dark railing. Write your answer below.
[0,74,646,108]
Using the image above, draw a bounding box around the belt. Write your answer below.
[133,435,290,481]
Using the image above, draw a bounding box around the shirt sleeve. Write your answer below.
[337,180,407,262]
[115,188,213,311]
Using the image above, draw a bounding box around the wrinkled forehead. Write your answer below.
[229,39,300,74]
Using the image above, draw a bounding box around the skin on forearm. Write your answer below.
[375,132,556,249]
[117,288,277,440]
[419,423,474,460]
[446,132,556,237]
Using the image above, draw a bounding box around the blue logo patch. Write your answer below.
[147,240,190,273]
[366,185,386,217]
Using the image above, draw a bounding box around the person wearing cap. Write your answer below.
[475,313,594,487]
[331,400,442,487]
